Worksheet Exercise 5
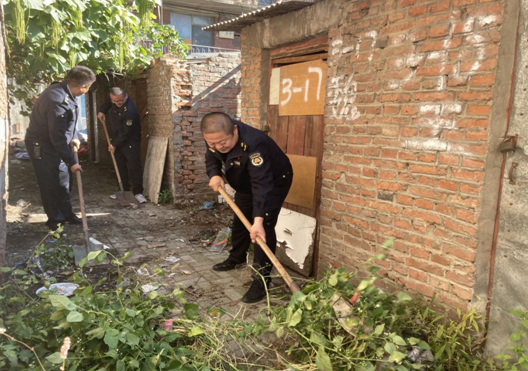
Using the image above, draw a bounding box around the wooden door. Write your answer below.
[268,38,328,276]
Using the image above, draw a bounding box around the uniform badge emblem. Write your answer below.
[124,107,128,112]
[208,148,216,153]
[64,96,69,104]
[126,120,133,126]
[250,153,264,167]
[234,161,241,166]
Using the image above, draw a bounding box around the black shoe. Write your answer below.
[212,260,244,272]
[65,215,82,224]
[241,279,269,304]
[46,221,61,231]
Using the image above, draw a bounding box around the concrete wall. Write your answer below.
[485,0,528,356]
[240,0,507,312]
[0,3,9,274]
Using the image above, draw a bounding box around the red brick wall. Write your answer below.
[317,0,504,310]
[238,0,505,310]
[172,54,241,201]
[240,38,263,128]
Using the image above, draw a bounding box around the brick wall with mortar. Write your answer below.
[172,54,241,201]
[240,39,264,128]
[239,0,506,311]
[0,4,9,273]
[320,0,504,311]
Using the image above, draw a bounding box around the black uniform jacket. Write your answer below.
[25,81,79,166]
[205,120,292,219]
[99,97,141,148]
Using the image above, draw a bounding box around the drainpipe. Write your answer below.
[485,16,520,331]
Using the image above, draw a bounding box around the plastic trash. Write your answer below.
[164,256,180,263]
[209,227,231,252]
[200,201,214,210]
[36,283,79,297]
[14,152,30,160]
[141,284,158,293]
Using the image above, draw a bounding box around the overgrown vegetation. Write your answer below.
[1,235,527,370]
[158,188,174,204]
[3,0,189,103]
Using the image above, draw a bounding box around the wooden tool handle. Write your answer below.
[99,117,125,193]
[218,186,300,293]
[72,147,90,254]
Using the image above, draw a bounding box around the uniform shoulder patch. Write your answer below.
[126,120,133,126]
[250,153,264,167]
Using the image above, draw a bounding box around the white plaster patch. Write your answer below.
[442,103,463,114]
[419,104,441,115]
[276,208,317,270]
[269,68,281,105]
[405,139,448,151]
[480,15,497,26]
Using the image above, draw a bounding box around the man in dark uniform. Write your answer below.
[201,112,293,303]
[97,88,145,203]
[25,66,96,231]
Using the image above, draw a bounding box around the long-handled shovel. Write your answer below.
[71,147,105,265]
[99,118,138,205]
[217,185,356,333]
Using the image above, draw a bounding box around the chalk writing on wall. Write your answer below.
[328,76,360,121]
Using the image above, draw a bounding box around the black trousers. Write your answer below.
[228,171,293,278]
[26,141,76,227]
[114,142,143,195]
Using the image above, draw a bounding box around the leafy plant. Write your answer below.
[158,187,173,204]
[262,240,498,371]
[0,244,261,370]
[496,310,528,371]
[3,0,189,104]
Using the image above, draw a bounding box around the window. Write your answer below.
[170,13,213,46]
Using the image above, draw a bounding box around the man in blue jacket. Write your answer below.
[201,112,293,303]
[25,66,96,231]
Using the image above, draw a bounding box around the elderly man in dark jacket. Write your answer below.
[25,65,96,231]
[97,87,145,203]
[202,112,293,303]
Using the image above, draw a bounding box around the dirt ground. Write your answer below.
[5,145,293,319]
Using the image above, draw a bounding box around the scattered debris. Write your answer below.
[407,347,434,364]
[200,201,214,210]
[36,283,79,297]
[182,270,192,275]
[137,267,149,276]
[164,256,180,263]
[209,227,231,252]
[141,283,158,293]
[15,152,30,160]
[109,194,117,200]
[147,243,166,249]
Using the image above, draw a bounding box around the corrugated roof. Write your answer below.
[203,0,316,32]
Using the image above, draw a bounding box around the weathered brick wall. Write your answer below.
[0,4,9,274]
[172,54,241,201]
[240,40,263,128]
[316,0,504,310]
